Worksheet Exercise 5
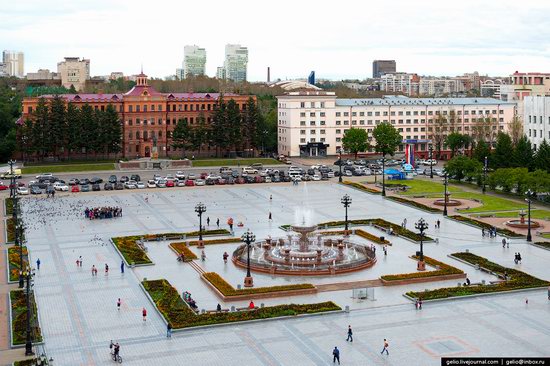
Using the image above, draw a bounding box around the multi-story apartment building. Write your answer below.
[380,73,420,96]
[26,69,60,80]
[523,96,550,150]
[276,92,516,158]
[2,50,24,77]
[21,72,253,158]
[372,60,396,78]
[419,78,464,96]
[223,44,248,82]
[182,45,206,78]
[57,57,90,91]
[500,72,550,102]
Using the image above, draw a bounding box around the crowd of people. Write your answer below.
[481,227,498,238]
[84,207,122,220]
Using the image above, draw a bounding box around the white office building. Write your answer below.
[223,44,248,82]
[2,50,24,77]
[277,92,516,158]
[523,96,550,150]
[57,57,90,91]
[182,45,206,78]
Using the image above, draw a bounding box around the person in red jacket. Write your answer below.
[248,301,255,309]
[142,307,147,321]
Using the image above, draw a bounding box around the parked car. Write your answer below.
[30,185,42,194]
[185,179,195,186]
[130,174,141,182]
[242,167,258,174]
[79,178,90,185]
[235,177,245,184]
[423,159,437,166]
[104,183,114,190]
[206,178,216,185]
[119,176,129,183]
[175,171,186,179]
[200,172,208,179]
[217,178,227,185]
[264,176,272,183]
[90,177,103,184]
[344,170,353,177]
[327,171,335,178]
[81,184,91,192]
[176,179,185,187]
[165,180,175,187]
[53,182,69,191]
[147,180,157,188]
[108,175,117,184]
[69,178,80,186]
[272,175,281,183]
[124,181,137,189]
[115,183,124,190]
[219,167,232,174]
[136,181,146,189]
[312,174,321,181]
[244,176,255,184]
[0,183,8,190]
[255,176,264,183]
[156,180,167,188]
[195,179,205,186]
[92,184,101,191]
[35,173,53,179]
[17,187,29,195]
[187,173,197,180]
[206,174,222,181]
[71,185,80,193]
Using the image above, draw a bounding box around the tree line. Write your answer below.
[18,96,122,160]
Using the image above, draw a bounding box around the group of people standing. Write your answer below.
[84,207,122,220]
[481,226,498,238]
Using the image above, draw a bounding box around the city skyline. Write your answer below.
[2,0,550,81]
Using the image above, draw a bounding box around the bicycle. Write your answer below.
[111,352,122,363]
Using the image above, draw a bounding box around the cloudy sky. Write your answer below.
[2,0,550,81]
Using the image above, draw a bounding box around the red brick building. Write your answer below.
[21,72,253,158]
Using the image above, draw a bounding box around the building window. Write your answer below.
[300,138,306,143]
[343,112,349,117]
[159,131,162,138]
[310,112,315,117]
[310,130,316,135]
[300,102,305,108]
[336,121,341,125]
[320,129,326,134]
[300,130,306,135]
[28,106,33,113]
[151,105,155,111]
[320,138,326,142]
[136,105,140,112]
[136,118,140,125]
[310,121,315,126]
[336,137,341,142]
[320,112,325,117]
[320,121,326,125]
[368,112,373,116]
[359,120,365,125]
[128,119,133,126]
[320,102,325,108]
[300,112,306,117]
[300,121,306,126]
[336,129,341,134]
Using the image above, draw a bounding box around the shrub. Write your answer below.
[10,290,42,345]
[187,238,241,246]
[386,196,443,213]
[6,217,25,242]
[450,215,524,238]
[202,272,314,296]
[406,252,548,300]
[169,243,198,261]
[342,181,381,194]
[319,229,390,244]
[5,197,14,215]
[142,229,230,241]
[112,235,152,265]
[534,241,550,250]
[381,256,463,281]
[8,246,28,282]
[142,279,340,329]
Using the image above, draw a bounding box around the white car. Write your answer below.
[195,179,205,186]
[206,174,222,180]
[310,165,321,170]
[312,174,321,181]
[153,174,162,181]
[165,174,175,180]
[136,181,146,189]
[187,173,196,180]
[176,179,185,187]
[156,179,167,188]
[259,170,267,177]
[423,159,437,166]
[344,170,353,177]
[264,176,272,183]
[327,171,335,178]
[35,173,53,179]
[175,171,186,179]
[242,167,258,174]
[147,179,157,188]
[53,182,69,191]
[124,180,137,189]
[17,187,29,195]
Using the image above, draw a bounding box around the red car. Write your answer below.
[166,180,175,187]
[217,178,226,185]
[235,177,245,184]
[0,184,8,190]
[185,179,195,187]
[9,182,25,189]
[254,176,264,183]
[71,185,80,192]
[200,172,208,179]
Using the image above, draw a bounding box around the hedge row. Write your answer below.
[386,196,443,213]
[405,252,548,300]
[318,229,390,245]
[342,181,381,194]
[534,241,550,250]
[6,217,24,242]
[142,279,340,329]
[8,246,28,282]
[169,243,198,261]
[5,197,14,216]
[202,272,314,296]
[188,238,241,246]
[10,290,42,345]
[381,255,463,281]
[450,215,524,238]
[141,229,230,241]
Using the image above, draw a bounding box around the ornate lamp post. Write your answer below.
[443,172,449,217]
[23,267,35,356]
[341,194,352,232]
[241,229,256,287]
[525,190,533,242]
[195,203,206,248]
[338,148,343,183]
[482,156,488,194]
[8,159,16,199]
[428,145,434,179]
[415,218,428,271]
[381,155,386,196]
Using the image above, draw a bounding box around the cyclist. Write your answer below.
[113,342,120,361]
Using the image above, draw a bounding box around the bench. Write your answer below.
[205,309,230,314]
[236,306,258,311]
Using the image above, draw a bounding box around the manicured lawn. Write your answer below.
[22,163,115,174]
[542,233,550,239]
[484,210,550,220]
[394,179,462,195]
[453,192,527,213]
[24,159,118,166]
[192,158,282,167]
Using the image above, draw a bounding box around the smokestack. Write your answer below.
[267,67,270,83]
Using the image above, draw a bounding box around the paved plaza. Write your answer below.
[18,182,550,365]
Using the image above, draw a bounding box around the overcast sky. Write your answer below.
[2,0,550,81]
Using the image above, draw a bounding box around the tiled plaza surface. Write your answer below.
[18,182,550,365]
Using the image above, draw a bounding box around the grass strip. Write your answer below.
[386,196,443,213]
[342,181,381,194]
[21,163,115,174]
[381,255,463,281]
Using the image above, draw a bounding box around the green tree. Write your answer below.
[242,97,259,150]
[190,113,209,155]
[210,97,228,157]
[225,99,242,154]
[444,132,466,157]
[491,132,513,169]
[444,156,482,181]
[32,98,49,159]
[171,118,192,158]
[432,112,447,158]
[79,104,95,158]
[472,140,490,164]
[372,122,402,196]
[104,104,122,156]
[342,128,369,159]
[47,95,67,158]
[66,102,83,157]
[511,135,533,169]
[533,139,550,173]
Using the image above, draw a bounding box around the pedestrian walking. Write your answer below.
[201,250,206,261]
[418,298,422,310]
[216,218,220,228]
[105,263,109,275]
[383,244,387,256]
[91,265,97,276]
[514,253,519,264]
[167,323,172,338]
[268,212,272,221]
[436,219,440,229]
[415,299,419,310]
[332,346,340,364]
[207,217,210,226]
[502,238,506,248]
[36,258,41,270]
[117,298,121,311]
[481,228,485,237]
[120,261,124,274]
[403,218,407,228]
[269,194,272,202]
[381,339,389,355]
[223,252,229,263]
[142,307,147,321]
[346,325,353,342]
[517,252,522,264]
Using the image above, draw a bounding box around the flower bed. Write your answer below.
[5,197,14,216]
[202,272,314,296]
[6,217,25,243]
[381,255,463,281]
[533,241,550,250]
[10,290,42,345]
[342,181,381,194]
[405,252,548,300]
[8,246,28,282]
[386,196,442,213]
[355,229,391,245]
[111,235,152,265]
[187,238,241,246]
[450,215,524,238]
[141,229,230,241]
[14,359,39,366]
[142,279,340,329]
[169,243,198,261]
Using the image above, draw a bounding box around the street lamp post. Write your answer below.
[415,218,428,271]
[241,229,256,287]
[381,155,386,196]
[482,156,488,194]
[195,203,206,248]
[341,194,352,232]
[443,172,449,217]
[23,268,34,356]
[8,159,16,199]
[338,149,343,183]
[525,190,533,242]
[428,145,434,179]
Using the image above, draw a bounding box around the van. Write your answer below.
[251,163,263,170]
[1,169,22,179]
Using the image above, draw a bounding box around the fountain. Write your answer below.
[232,208,377,276]
[505,210,540,229]
[433,192,462,207]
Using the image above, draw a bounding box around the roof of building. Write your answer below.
[273,80,321,91]
[335,97,515,107]
[39,93,123,102]
[32,92,242,102]
[124,85,162,97]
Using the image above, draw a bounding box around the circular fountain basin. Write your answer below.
[433,199,462,206]
[505,219,541,229]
